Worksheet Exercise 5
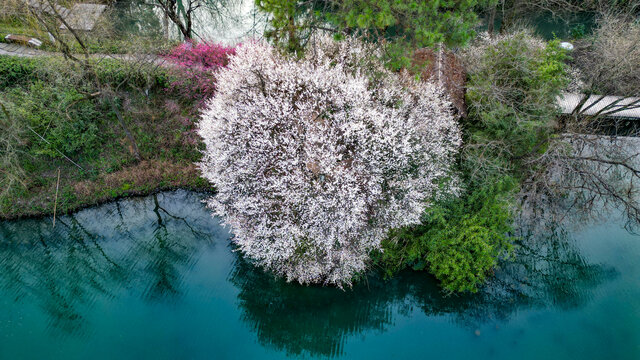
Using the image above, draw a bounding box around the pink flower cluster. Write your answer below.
[165,42,236,69]
[164,42,236,104]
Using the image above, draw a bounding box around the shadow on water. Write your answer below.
[228,226,616,358]
[0,190,619,357]
[0,191,218,335]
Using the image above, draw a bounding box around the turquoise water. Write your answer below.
[0,190,638,359]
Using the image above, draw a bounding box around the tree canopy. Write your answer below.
[198,36,461,286]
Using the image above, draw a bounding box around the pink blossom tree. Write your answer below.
[198,37,461,286]
[164,42,236,104]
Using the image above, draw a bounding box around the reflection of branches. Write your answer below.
[229,224,612,357]
[229,255,396,358]
[0,191,214,335]
[0,218,121,335]
[0,189,619,353]
[152,193,209,238]
[123,193,209,302]
[521,133,640,232]
[499,227,614,310]
[134,196,190,301]
[65,216,123,270]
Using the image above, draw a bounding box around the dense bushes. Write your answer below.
[0,56,39,89]
[0,57,173,162]
[0,56,170,92]
[0,54,205,217]
[94,59,170,91]
[376,31,568,293]
[376,178,515,293]
[3,81,101,158]
[462,31,568,184]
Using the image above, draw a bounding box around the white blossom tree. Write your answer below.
[198,36,461,286]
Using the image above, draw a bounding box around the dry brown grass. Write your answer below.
[576,16,640,96]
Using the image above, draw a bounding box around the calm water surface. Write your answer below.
[0,190,638,359]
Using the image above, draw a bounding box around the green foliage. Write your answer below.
[0,56,169,93]
[256,0,485,67]
[0,56,39,89]
[376,32,568,293]
[331,0,494,69]
[0,99,26,198]
[375,178,516,293]
[94,59,170,90]
[328,0,481,45]
[570,24,587,39]
[4,81,101,159]
[256,0,306,53]
[464,32,568,184]
[0,54,208,219]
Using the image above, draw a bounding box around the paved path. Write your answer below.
[0,42,166,65]
[0,42,48,57]
[558,92,640,119]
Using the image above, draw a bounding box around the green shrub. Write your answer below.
[0,56,39,89]
[93,59,170,91]
[463,31,568,184]
[377,32,567,293]
[5,81,101,158]
[375,178,515,293]
[570,24,587,39]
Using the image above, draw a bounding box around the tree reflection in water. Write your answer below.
[229,223,616,358]
[0,190,216,335]
[0,190,620,357]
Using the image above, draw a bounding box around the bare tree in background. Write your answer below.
[153,0,238,40]
[573,15,640,96]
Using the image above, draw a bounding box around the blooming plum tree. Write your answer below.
[198,37,461,286]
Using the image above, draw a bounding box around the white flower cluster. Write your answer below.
[198,37,461,286]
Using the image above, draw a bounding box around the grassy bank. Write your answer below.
[0,55,211,219]
[1,160,208,220]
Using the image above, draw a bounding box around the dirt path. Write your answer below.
[0,42,166,66]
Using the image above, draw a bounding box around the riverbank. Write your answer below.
[0,54,210,220]
[0,160,210,220]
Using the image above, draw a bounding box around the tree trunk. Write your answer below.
[163,11,169,39]
[287,14,299,53]
[488,5,497,36]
